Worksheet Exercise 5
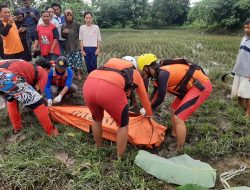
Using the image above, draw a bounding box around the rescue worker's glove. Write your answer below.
[47,99,53,106]
[140,108,147,116]
[53,94,62,104]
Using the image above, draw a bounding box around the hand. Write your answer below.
[63,28,69,34]
[18,27,26,33]
[49,49,54,54]
[81,50,86,57]
[53,94,62,104]
[140,108,147,116]
[30,12,35,17]
[47,99,53,106]
[95,48,100,56]
[7,15,15,25]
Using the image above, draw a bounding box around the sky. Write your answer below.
[190,0,201,5]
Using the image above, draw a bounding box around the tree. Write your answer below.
[187,0,242,29]
[94,0,150,28]
[234,0,250,23]
[94,0,121,28]
[151,0,190,27]
[130,0,150,28]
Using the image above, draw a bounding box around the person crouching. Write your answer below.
[45,56,77,106]
[0,58,59,135]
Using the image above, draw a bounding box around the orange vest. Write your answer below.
[159,64,209,95]
[52,68,68,87]
[89,58,134,88]
[1,21,24,55]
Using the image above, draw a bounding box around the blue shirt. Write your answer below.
[21,7,40,33]
[45,67,73,99]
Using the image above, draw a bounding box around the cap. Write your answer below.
[55,56,68,69]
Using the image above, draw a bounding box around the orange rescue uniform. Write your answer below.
[83,58,152,127]
[151,64,212,121]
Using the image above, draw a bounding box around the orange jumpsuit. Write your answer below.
[83,58,152,127]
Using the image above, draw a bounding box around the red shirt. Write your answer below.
[36,23,60,56]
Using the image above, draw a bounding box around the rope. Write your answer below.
[220,165,247,189]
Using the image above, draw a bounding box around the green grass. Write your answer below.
[0,29,249,189]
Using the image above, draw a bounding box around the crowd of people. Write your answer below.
[0,0,101,76]
[0,1,249,159]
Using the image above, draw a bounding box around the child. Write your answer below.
[79,11,101,73]
[231,18,250,117]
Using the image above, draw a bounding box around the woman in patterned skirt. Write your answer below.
[61,9,84,80]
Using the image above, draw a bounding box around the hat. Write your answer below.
[14,9,24,16]
[55,56,68,69]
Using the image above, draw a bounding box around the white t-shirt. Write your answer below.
[79,24,101,47]
[232,36,250,77]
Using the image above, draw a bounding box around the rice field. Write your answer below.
[0,29,249,189]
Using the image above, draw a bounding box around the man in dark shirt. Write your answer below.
[21,0,39,48]
[14,9,32,61]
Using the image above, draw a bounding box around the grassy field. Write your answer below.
[0,29,250,189]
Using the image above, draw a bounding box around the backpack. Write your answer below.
[98,66,137,92]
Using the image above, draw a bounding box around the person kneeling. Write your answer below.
[45,56,77,106]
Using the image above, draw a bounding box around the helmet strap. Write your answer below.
[145,66,155,80]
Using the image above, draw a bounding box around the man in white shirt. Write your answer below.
[51,2,65,55]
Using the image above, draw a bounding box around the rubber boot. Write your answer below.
[7,100,22,133]
[33,104,58,136]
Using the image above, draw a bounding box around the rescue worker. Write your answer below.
[83,58,153,158]
[122,56,140,110]
[137,53,212,153]
[0,59,59,135]
[45,56,77,106]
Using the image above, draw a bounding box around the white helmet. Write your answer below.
[122,56,138,69]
